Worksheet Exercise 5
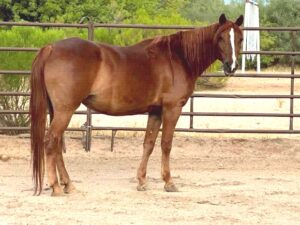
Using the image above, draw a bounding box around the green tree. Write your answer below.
[182,0,226,23]
[0,0,189,23]
[181,0,245,23]
[266,0,299,27]
[0,0,13,21]
[265,0,300,64]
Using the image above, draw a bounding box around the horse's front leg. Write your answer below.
[161,105,182,192]
[137,111,162,191]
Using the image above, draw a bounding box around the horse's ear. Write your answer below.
[219,13,227,25]
[235,15,244,26]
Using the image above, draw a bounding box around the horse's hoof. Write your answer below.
[164,183,179,192]
[137,184,147,191]
[51,186,65,197]
[51,190,65,197]
[64,183,76,194]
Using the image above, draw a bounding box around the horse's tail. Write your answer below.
[30,45,52,195]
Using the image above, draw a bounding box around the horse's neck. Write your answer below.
[177,23,219,77]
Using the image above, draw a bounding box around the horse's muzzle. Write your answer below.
[223,61,238,76]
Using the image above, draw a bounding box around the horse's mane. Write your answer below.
[149,23,220,76]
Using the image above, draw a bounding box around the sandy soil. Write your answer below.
[0,134,300,225]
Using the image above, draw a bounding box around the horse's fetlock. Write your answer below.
[161,171,171,182]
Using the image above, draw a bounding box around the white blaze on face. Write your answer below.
[229,28,236,71]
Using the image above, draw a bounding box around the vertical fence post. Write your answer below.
[111,130,117,152]
[289,31,296,131]
[189,96,194,129]
[84,20,94,152]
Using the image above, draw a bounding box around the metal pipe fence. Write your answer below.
[0,21,299,151]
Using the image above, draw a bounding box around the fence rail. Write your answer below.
[0,21,299,31]
[0,21,299,151]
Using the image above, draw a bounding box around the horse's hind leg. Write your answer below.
[57,140,76,194]
[45,110,74,196]
[137,111,162,191]
[48,104,73,193]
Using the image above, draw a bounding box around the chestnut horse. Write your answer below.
[30,14,243,196]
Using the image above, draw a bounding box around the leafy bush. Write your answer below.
[0,75,29,134]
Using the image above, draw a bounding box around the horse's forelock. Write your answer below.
[213,22,242,44]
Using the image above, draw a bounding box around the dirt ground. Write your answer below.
[0,134,300,225]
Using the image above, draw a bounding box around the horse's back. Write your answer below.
[48,37,153,79]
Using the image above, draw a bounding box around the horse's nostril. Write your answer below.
[223,62,231,71]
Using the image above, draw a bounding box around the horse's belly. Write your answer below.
[83,92,160,116]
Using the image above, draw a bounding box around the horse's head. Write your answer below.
[214,14,244,76]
